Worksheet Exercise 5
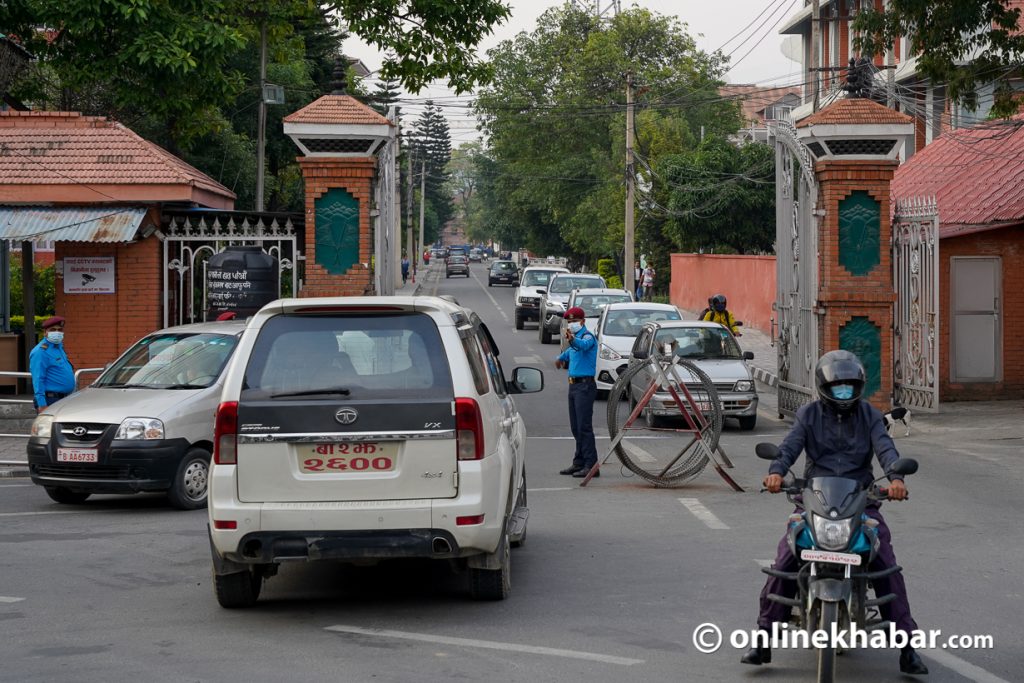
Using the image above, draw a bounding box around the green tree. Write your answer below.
[659,136,775,254]
[409,101,453,243]
[9,259,54,317]
[367,76,402,116]
[473,5,738,262]
[854,1,1024,117]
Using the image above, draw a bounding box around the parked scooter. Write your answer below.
[755,441,919,683]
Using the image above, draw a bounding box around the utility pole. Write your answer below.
[418,158,426,270]
[405,147,414,274]
[624,72,636,295]
[811,0,821,112]
[255,21,267,211]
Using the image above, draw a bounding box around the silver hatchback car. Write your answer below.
[27,320,244,509]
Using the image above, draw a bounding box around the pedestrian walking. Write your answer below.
[642,264,655,301]
[401,255,410,284]
[633,260,644,300]
[554,307,599,478]
[29,316,75,413]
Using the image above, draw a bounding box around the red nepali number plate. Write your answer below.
[299,442,396,474]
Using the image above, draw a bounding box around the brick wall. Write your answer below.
[669,254,776,333]
[939,226,1024,400]
[815,159,899,409]
[298,157,376,298]
[53,237,162,370]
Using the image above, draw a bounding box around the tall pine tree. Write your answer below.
[368,77,402,116]
[410,100,453,243]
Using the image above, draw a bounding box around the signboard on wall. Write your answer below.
[64,257,115,294]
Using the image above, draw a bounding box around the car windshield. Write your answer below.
[492,262,516,272]
[242,313,454,400]
[574,294,633,318]
[655,327,743,360]
[550,276,604,294]
[602,309,682,336]
[521,270,560,287]
[95,333,238,389]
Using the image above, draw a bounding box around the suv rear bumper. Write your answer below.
[218,528,463,565]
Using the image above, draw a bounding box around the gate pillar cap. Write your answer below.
[795,98,914,162]
[283,95,395,158]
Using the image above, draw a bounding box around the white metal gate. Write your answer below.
[770,120,820,417]
[162,211,299,328]
[893,197,939,411]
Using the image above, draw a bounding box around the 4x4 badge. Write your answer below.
[334,408,358,425]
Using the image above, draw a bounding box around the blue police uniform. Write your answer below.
[556,322,598,474]
[29,337,76,410]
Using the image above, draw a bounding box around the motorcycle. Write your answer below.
[755,441,919,683]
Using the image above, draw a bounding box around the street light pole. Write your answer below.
[256,21,267,211]
[419,158,426,269]
[624,72,635,294]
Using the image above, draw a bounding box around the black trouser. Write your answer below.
[34,391,69,410]
[568,379,598,469]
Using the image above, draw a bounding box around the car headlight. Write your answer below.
[115,417,165,440]
[812,514,853,551]
[599,345,622,361]
[547,300,564,311]
[31,415,54,439]
[734,380,754,392]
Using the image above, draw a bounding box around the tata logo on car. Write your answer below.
[334,408,359,425]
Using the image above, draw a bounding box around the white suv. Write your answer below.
[208,296,543,607]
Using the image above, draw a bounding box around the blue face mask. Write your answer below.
[830,384,854,400]
[46,331,64,344]
[568,321,583,333]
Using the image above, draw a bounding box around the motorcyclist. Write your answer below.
[700,294,741,336]
[741,350,928,675]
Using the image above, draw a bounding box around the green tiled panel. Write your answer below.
[315,188,360,275]
[838,191,881,276]
[839,316,881,399]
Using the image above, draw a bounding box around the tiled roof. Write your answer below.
[892,114,1024,237]
[796,98,914,127]
[0,111,235,201]
[719,84,802,124]
[283,95,392,125]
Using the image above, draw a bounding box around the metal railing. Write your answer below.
[0,368,106,440]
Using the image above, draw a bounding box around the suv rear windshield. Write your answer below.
[549,275,604,293]
[242,313,454,400]
[95,333,238,389]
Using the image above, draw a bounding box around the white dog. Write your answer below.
[883,407,912,437]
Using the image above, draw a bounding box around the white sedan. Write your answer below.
[594,302,682,394]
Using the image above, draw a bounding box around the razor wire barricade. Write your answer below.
[577,342,742,491]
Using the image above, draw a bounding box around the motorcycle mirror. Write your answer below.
[889,407,908,420]
[755,442,780,460]
[734,320,744,327]
[888,458,919,476]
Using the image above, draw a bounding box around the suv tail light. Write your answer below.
[214,401,238,465]
[455,398,484,460]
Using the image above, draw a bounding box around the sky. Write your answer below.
[344,0,803,145]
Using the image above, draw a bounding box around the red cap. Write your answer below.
[564,307,585,320]
[41,316,65,329]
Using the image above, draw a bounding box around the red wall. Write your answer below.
[669,254,777,334]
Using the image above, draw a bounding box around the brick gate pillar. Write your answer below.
[283,62,394,297]
[796,99,914,409]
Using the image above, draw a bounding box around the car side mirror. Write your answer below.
[755,442,780,460]
[887,458,918,476]
[536,289,546,295]
[743,351,754,360]
[509,367,544,394]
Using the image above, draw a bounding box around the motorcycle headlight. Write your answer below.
[812,514,854,551]
[734,380,754,392]
[115,417,165,440]
[599,345,622,361]
[31,415,54,439]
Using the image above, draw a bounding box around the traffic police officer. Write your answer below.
[29,316,75,413]
[555,306,599,478]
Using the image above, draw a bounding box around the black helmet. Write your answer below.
[711,294,727,312]
[815,350,866,413]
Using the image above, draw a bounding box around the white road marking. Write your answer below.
[0,596,25,603]
[514,355,544,364]
[531,436,673,440]
[678,498,730,530]
[0,484,33,487]
[324,625,644,666]
[622,441,657,463]
[0,511,81,517]
[471,271,509,322]
[528,487,574,492]
[927,650,1012,683]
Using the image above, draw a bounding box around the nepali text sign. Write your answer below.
[64,257,115,294]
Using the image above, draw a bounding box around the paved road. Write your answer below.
[0,260,1020,682]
